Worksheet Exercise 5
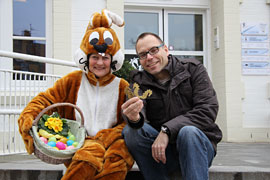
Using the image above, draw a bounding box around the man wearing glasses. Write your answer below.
[121,32,222,180]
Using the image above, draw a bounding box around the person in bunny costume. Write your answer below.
[18,9,134,180]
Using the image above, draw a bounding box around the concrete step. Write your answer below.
[0,169,270,180]
[0,170,63,180]
[0,142,269,180]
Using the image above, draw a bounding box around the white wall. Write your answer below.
[240,0,270,134]
[210,0,228,140]
[0,0,13,70]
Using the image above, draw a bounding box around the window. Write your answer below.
[124,10,162,69]
[13,0,47,79]
[165,11,204,64]
[124,11,160,50]
[167,13,203,51]
[124,9,206,68]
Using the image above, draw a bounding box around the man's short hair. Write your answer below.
[135,32,164,50]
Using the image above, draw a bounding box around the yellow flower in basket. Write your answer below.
[45,117,63,133]
[38,112,69,137]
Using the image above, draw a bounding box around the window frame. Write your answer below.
[124,7,211,73]
[164,9,207,66]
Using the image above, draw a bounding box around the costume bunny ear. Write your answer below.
[101,9,125,27]
[88,9,125,29]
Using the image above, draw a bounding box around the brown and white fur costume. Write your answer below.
[18,9,134,180]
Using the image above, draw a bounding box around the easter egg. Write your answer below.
[67,140,74,146]
[48,137,57,142]
[47,141,56,147]
[72,142,78,147]
[68,135,76,141]
[66,145,75,150]
[53,147,59,150]
[56,142,66,150]
[59,137,68,144]
[40,137,48,144]
[68,131,73,136]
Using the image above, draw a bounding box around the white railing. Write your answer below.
[0,50,75,155]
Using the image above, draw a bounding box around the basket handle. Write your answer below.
[32,102,85,128]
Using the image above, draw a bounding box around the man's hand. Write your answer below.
[152,131,169,164]
[121,97,143,122]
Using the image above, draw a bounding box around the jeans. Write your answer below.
[122,123,215,180]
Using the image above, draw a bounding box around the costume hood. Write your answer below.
[74,9,125,72]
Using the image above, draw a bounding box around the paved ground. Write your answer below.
[211,142,270,172]
[0,142,270,179]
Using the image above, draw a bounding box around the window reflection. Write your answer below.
[125,54,142,70]
[13,39,46,80]
[168,14,203,51]
[124,12,159,49]
[13,0,45,37]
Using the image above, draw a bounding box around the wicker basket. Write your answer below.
[31,103,86,164]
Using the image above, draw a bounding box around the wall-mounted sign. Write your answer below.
[241,22,270,75]
[242,61,270,75]
[241,49,269,56]
[241,36,269,48]
[241,22,268,36]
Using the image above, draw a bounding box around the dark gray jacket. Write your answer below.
[126,55,222,151]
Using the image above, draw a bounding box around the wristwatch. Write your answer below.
[161,125,170,137]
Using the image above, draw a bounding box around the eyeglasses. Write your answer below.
[137,43,164,60]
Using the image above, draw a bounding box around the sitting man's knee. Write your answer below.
[179,126,199,136]
[177,126,202,143]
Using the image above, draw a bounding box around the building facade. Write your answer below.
[0,0,269,142]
